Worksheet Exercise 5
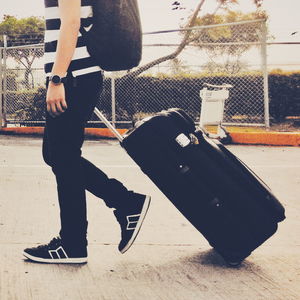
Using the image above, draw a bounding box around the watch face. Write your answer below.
[51,75,61,84]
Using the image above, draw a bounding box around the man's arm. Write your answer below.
[51,0,81,77]
[46,0,81,117]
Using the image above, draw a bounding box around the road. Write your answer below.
[0,135,299,300]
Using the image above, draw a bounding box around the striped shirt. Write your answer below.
[44,0,101,77]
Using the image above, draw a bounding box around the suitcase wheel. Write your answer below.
[214,248,248,267]
[226,260,242,267]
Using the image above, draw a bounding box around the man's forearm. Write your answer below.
[51,21,80,77]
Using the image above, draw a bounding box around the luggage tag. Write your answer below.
[175,133,191,147]
[176,133,201,147]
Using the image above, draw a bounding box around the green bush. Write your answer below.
[269,71,300,122]
[112,71,299,123]
[9,87,46,121]
[7,71,300,124]
[114,74,265,122]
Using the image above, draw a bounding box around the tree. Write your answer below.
[189,10,268,73]
[0,15,44,88]
[168,57,190,75]
[0,15,44,46]
[124,0,265,79]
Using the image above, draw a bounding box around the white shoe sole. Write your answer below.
[120,195,151,254]
[23,252,87,264]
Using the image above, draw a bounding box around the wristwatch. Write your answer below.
[48,74,67,85]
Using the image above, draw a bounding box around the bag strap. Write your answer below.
[79,26,88,39]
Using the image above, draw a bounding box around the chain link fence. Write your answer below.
[1,20,271,128]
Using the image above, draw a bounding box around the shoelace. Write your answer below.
[36,237,61,250]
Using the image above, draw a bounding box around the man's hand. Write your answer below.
[46,83,68,118]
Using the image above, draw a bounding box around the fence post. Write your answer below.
[1,35,7,127]
[261,20,270,127]
[0,47,3,128]
[111,74,116,128]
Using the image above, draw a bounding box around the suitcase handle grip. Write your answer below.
[93,108,124,142]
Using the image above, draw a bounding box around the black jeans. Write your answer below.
[43,72,137,246]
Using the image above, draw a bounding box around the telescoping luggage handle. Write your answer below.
[93,108,124,142]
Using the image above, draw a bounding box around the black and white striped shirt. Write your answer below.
[44,0,101,77]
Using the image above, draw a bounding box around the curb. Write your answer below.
[230,131,300,147]
[0,127,300,146]
[0,127,127,139]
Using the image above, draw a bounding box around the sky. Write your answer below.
[0,0,299,39]
[0,0,299,69]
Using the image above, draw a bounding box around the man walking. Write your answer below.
[23,0,151,264]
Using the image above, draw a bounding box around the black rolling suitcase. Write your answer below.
[94,108,285,265]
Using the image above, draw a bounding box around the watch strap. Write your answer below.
[47,75,67,85]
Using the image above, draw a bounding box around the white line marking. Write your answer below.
[0,164,138,168]
[252,165,300,168]
[1,164,300,169]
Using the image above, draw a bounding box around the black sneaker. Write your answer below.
[114,195,151,254]
[23,236,87,264]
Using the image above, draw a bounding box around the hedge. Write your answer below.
[6,88,46,121]
[8,71,300,124]
[269,72,300,122]
[103,72,300,123]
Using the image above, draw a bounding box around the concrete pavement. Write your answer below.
[0,135,299,300]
